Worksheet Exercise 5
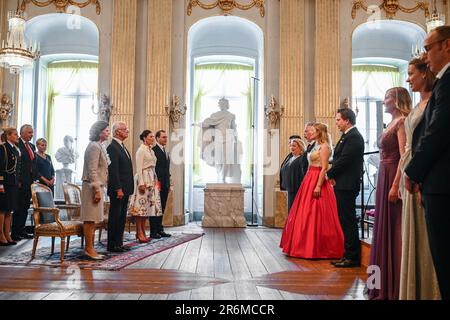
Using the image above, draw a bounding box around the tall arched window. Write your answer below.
[46,61,98,181]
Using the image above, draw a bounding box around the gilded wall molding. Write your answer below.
[187,0,265,17]
[111,0,137,150]
[351,0,429,19]
[315,0,340,142]
[279,0,305,165]
[20,0,101,14]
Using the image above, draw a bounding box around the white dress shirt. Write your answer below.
[436,62,450,79]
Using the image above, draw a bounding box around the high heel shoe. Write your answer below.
[137,237,149,244]
[83,252,105,260]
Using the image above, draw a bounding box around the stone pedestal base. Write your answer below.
[275,189,288,228]
[203,183,246,228]
[55,168,73,200]
[162,189,174,227]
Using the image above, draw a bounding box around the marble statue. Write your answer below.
[54,135,78,199]
[55,135,78,169]
[199,98,242,183]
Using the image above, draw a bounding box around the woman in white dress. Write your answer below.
[399,57,440,299]
[129,130,162,242]
[80,121,110,260]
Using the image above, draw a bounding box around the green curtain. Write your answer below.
[192,63,254,185]
[46,61,98,155]
[352,65,401,96]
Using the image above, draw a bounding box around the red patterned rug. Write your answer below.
[0,232,204,271]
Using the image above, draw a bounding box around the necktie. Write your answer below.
[25,142,34,161]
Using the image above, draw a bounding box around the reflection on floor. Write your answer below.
[0,222,368,300]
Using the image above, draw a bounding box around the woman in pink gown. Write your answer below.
[280,123,344,259]
[368,87,410,300]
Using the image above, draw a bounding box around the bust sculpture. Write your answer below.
[55,135,78,169]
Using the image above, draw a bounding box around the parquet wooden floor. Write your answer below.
[0,223,368,300]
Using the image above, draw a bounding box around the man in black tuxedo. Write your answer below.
[405,26,450,300]
[327,108,364,268]
[11,125,36,241]
[107,122,134,252]
[152,130,171,238]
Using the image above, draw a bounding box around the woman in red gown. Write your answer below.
[280,123,344,259]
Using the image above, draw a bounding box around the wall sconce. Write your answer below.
[265,95,284,135]
[92,94,114,124]
[0,94,14,123]
[340,96,360,117]
[165,95,187,125]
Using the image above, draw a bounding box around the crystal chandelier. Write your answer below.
[426,0,445,33]
[0,2,40,75]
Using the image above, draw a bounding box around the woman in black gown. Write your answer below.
[280,138,307,211]
[35,138,55,194]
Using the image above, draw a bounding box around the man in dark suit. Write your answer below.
[152,130,171,238]
[303,123,316,171]
[107,122,134,252]
[405,26,450,300]
[11,125,36,241]
[327,108,365,268]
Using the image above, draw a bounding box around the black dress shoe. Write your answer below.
[330,258,346,266]
[334,259,360,268]
[7,240,18,246]
[150,233,162,239]
[11,236,22,242]
[119,246,132,251]
[159,231,171,238]
[20,233,34,239]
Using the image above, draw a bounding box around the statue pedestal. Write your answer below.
[203,183,246,228]
[275,189,288,228]
[55,168,73,200]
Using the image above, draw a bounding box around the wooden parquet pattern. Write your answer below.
[0,223,367,300]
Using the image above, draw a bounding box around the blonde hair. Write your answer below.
[313,123,331,146]
[1,127,17,143]
[386,87,412,117]
[36,138,47,146]
[290,139,305,152]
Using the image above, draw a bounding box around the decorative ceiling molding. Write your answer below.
[351,0,429,19]
[187,0,265,17]
[20,0,101,15]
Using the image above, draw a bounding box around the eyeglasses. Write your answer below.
[424,39,445,53]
